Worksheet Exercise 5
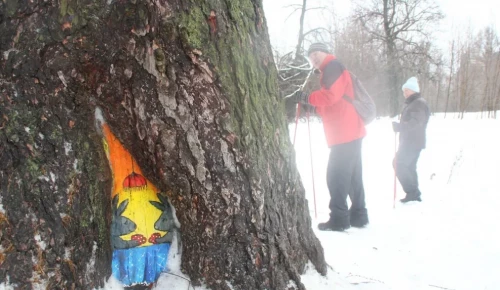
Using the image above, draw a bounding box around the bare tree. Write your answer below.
[295,0,308,59]
[444,36,457,117]
[434,65,444,114]
[478,26,500,118]
[494,55,500,118]
[455,25,484,118]
[355,0,444,116]
[274,0,500,118]
[279,1,329,121]
[282,1,328,59]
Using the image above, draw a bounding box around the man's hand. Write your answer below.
[392,121,401,132]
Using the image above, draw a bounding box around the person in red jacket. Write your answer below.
[292,43,368,231]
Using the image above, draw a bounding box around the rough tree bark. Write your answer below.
[0,0,327,289]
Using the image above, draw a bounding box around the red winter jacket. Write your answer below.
[308,55,366,147]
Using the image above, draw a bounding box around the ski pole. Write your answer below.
[393,113,402,209]
[286,62,314,147]
[306,110,318,219]
[292,104,301,147]
[393,131,397,209]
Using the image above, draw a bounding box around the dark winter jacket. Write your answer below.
[396,93,431,149]
[308,55,366,146]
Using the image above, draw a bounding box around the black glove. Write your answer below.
[392,121,401,132]
[291,90,309,104]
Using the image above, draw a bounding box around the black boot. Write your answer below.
[318,219,350,232]
[400,189,422,203]
[350,208,369,228]
[400,195,422,203]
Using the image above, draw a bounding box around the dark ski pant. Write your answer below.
[327,138,366,226]
[394,145,422,198]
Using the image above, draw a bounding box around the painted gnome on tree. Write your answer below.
[97,109,180,286]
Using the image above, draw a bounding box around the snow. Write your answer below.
[57,70,68,87]
[97,276,124,290]
[95,107,105,133]
[30,272,49,290]
[49,172,56,183]
[3,48,18,61]
[37,175,50,182]
[293,113,500,290]
[86,242,98,284]
[165,231,181,273]
[153,272,192,290]
[64,141,73,155]
[34,234,46,251]
[0,277,17,290]
[151,231,188,289]
[64,248,72,260]
[0,196,5,214]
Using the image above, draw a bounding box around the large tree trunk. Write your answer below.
[0,0,327,289]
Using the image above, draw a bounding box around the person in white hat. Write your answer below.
[392,77,430,202]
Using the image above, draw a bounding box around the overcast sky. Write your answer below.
[263,0,500,54]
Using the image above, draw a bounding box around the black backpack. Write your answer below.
[343,73,376,124]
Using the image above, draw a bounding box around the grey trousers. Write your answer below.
[395,145,422,198]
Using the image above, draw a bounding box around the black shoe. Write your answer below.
[318,220,350,232]
[350,208,369,228]
[400,196,422,203]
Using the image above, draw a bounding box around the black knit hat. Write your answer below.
[307,43,330,56]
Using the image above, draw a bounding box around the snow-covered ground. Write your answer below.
[295,113,500,290]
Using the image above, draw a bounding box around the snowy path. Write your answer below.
[295,114,500,290]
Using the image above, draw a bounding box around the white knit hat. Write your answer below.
[402,77,420,93]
